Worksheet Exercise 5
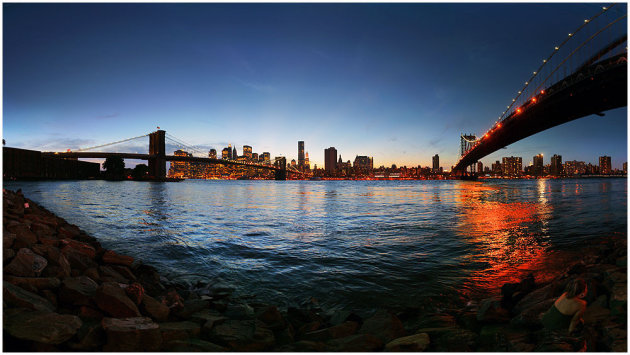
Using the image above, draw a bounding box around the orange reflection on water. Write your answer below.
[456,182,554,297]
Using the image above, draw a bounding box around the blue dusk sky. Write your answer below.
[3,2,628,170]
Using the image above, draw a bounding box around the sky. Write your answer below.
[3,2,628,170]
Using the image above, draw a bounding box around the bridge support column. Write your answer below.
[148,130,166,179]
[274,157,287,180]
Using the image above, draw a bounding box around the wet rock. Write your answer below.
[206,319,275,351]
[132,263,165,296]
[7,223,37,248]
[256,305,286,330]
[102,249,134,267]
[57,224,81,239]
[113,265,137,281]
[61,240,96,270]
[101,317,162,352]
[159,321,201,344]
[124,282,145,305]
[274,323,296,346]
[609,282,627,317]
[358,309,406,344]
[94,282,141,318]
[513,283,561,315]
[301,321,359,341]
[5,248,48,277]
[58,276,99,306]
[31,222,55,240]
[276,340,328,352]
[384,332,430,352]
[4,247,15,265]
[140,294,170,322]
[4,281,55,312]
[510,298,553,329]
[42,246,71,278]
[502,327,535,352]
[327,333,384,352]
[224,302,255,320]
[601,323,627,352]
[164,338,227,352]
[99,265,129,283]
[4,308,82,345]
[616,256,627,268]
[83,267,100,282]
[431,328,478,351]
[174,298,211,319]
[477,297,510,323]
[5,276,61,290]
[191,308,226,326]
[67,320,105,351]
[41,289,58,308]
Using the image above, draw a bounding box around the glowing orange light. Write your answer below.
[532,97,537,103]
[516,108,522,114]
[540,90,545,94]
[484,134,488,138]
[497,123,502,128]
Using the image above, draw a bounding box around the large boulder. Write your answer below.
[4,276,61,291]
[159,321,201,344]
[385,333,430,352]
[327,333,384,352]
[358,309,405,343]
[94,282,141,318]
[3,281,55,312]
[7,223,37,248]
[5,248,48,277]
[40,246,72,278]
[60,239,96,270]
[101,317,162,351]
[140,294,170,322]
[58,276,99,306]
[206,319,275,351]
[477,297,510,323]
[101,249,134,267]
[4,308,82,345]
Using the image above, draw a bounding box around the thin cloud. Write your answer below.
[95,113,120,119]
[234,78,275,93]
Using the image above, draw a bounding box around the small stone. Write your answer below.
[140,294,170,322]
[385,333,430,352]
[3,281,56,312]
[4,308,82,345]
[112,265,137,281]
[94,282,141,318]
[5,248,48,277]
[101,317,162,352]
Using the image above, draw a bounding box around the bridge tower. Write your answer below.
[148,130,166,178]
[274,157,287,180]
[460,134,478,176]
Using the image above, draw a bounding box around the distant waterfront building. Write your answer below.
[298,141,305,170]
[222,147,230,160]
[243,145,252,161]
[324,147,337,174]
[261,152,271,164]
[533,154,544,176]
[227,144,233,160]
[550,154,563,176]
[564,160,586,175]
[252,152,258,162]
[432,154,439,172]
[502,156,522,177]
[232,147,237,161]
[492,160,502,175]
[209,149,217,159]
[304,152,310,170]
[169,150,190,178]
[624,162,627,174]
[477,161,483,174]
[353,156,373,170]
[291,159,297,167]
[599,156,611,175]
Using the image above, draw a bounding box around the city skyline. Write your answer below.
[3,3,627,170]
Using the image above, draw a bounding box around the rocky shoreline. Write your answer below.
[3,188,627,351]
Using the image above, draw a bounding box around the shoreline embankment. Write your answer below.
[3,188,626,351]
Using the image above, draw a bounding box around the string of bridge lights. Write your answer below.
[457,4,617,165]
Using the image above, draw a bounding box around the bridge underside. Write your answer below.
[455,57,627,171]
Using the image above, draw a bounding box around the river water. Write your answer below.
[5,178,626,312]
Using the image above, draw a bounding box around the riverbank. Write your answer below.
[3,188,626,351]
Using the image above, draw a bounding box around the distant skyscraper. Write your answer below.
[432,154,439,172]
[624,162,627,174]
[222,147,230,160]
[551,154,562,176]
[599,156,611,175]
[533,154,544,176]
[232,147,238,160]
[492,160,502,175]
[209,149,217,159]
[243,145,252,161]
[304,152,310,170]
[477,161,483,173]
[261,152,271,164]
[353,156,373,170]
[252,152,258,162]
[502,156,522,176]
[324,147,337,174]
[227,144,233,160]
[298,141,305,169]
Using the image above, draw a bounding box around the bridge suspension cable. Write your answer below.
[72,133,150,152]
[164,133,209,157]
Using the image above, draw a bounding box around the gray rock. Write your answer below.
[101,317,162,352]
[358,309,405,343]
[4,281,55,312]
[385,333,430,352]
[5,248,48,277]
[4,308,82,345]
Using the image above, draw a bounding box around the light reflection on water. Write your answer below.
[6,178,626,311]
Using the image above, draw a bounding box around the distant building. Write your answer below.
[624,162,627,174]
[550,154,563,176]
[222,148,230,160]
[227,144,233,160]
[492,160,502,175]
[477,161,483,174]
[324,147,337,174]
[502,156,522,177]
[209,149,217,159]
[533,154,544,176]
[564,160,586,175]
[243,145,252,161]
[252,152,258,162]
[304,152,310,170]
[261,152,271,164]
[232,147,237,161]
[298,141,305,170]
[291,159,297,167]
[432,154,439,172]
[599,156,611,175]
[353,155,373,170]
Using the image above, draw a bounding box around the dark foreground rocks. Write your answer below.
[3,188,627,351]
